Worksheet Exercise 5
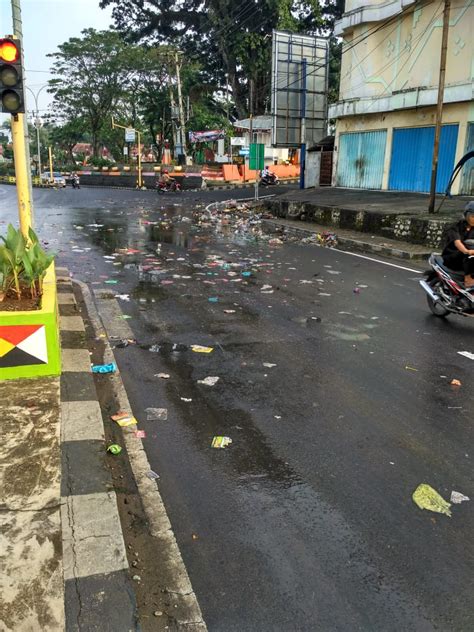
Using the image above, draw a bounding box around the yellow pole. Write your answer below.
[137,130,142,188]
[11,113,33,237]
[48,146,53,183]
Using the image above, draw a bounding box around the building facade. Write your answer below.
[329,0,474,194]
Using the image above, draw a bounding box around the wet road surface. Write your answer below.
[1,185,473,631]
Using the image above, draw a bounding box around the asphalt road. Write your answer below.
[1,185,473,631]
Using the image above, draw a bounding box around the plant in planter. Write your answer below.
[0,224,54,308]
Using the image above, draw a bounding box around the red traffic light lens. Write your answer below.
[1,89,21,112]
[0,40,19,63]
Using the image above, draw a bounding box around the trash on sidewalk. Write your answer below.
[92,362,117,373]
[155,373,170,379]
[211,436,232,448]
[450,378,462,386]
[111,411,137,427]
[457,351,474,360]
[107,444,122,455]
[191,345,214,353]
[450,491,470,504]
[412,484,451,517]
[197,376,220,386]
[146,407,168,421]
[147,470,160,480]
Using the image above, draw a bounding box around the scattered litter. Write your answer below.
[180,397,193,402]
[208,297,219,303]
[457,351,474,360]
[146,408,168,421]
[242,271,252,277]
[263,363,277,368]
[450,491,470,504]
[121,315,132,320]
[450,378,462,386]
[112,412,137,427]
[261,284,272,291]
[155,373,170,379]
[92,363,116,374]
[211,436,232,448]
[353,288,361,294]
[412,484,451,517]
[274,415,282,420]
[107,444,122,455]
[191,345,214,354]
[192,533,199,540]
[134,430,146,438]
[223,309,236,314]
[114,294,130,301]
[405,366,418,372]
[197,376,220,386]
[104,280,118,284]
[114,339,136,348]
[147,470,160,480]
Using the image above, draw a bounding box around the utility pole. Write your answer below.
[175,51,187,163]
[11,0,34,234]
[428,0,451,213]
[245,78,254,183]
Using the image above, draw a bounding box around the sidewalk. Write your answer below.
[264,187,471,249]
[0,268,138,632]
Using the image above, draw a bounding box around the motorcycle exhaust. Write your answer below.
[419,280,439,302]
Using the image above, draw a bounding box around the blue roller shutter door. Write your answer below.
[388,124,459,193]
[460,122,474,195]
[336,130,387,189]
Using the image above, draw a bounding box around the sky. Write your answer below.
[1,0,113,120]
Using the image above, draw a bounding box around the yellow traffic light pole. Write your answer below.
[11,112,33,237]
[111,117,143,188]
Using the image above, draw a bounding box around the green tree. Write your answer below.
[99,0,324,118]
[47,29,132,156]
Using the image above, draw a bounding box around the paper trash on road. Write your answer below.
[146,408,168,421]
[191,345,214,353]
[263,363,277,368]
[155,373,170,379]
[457,351,474,360]
[211,436,232,448]
[450,491,470,504]
[197,376,220,386]
[111,411,137,427]
[450,379,462,386]
[412,484,451,517]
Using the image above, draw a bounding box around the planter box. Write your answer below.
[0,263,61,380]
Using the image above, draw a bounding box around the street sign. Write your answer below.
[249,143,265,170]
[231,137,245,146]
[125,128,135,143]
[239,147,250,157]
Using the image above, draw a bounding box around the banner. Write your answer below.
[189,130,225,143]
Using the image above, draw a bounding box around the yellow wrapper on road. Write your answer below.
[412,484,452,517]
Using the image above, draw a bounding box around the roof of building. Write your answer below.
[308,135,335,152]
[233,115,272,131]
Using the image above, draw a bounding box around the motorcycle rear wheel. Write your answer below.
[427,281,450,317]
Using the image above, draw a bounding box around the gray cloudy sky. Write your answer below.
[1,0,114,119]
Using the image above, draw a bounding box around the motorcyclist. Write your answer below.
[442,201,474,288]
[261,166,272,181]
[159,169,174,186]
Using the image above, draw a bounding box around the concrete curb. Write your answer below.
[73,281,207,631]
[261,218,431,261]
[56,268,139,632]
[205,178,298,190]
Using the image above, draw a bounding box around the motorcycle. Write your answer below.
[419,253,474,318]
[260,172,279,186]
[156,180,182,194]
[72,177,80,189]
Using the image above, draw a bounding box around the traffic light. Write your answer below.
[0,37,25,114]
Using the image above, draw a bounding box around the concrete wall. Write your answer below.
[305,152,321,188]
[337,0,472,104]
[332,102,473,194]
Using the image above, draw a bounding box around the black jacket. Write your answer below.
[442,220,474,257]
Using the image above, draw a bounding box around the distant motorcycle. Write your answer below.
[260,172,279,186]
[72,176,80,189]
[156,180,182,194]
[420,253,474,318]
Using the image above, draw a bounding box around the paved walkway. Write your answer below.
[276,187,471,217]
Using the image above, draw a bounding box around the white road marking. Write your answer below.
[330,248,423,274]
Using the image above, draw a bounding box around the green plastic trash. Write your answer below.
[107,444,122,455]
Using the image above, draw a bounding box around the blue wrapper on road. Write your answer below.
[91,363,117,374]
